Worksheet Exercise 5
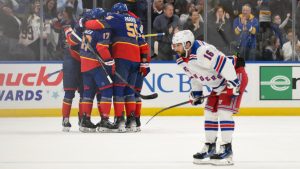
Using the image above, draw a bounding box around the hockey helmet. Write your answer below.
[91,8,106,19]
[172,30,195,57]
[111,2,128,13]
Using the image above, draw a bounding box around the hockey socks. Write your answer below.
[98,98,112,118]
[81,99,93,117]
[62,98,72,118]
[219,110,235,143]
[204,110,218,143]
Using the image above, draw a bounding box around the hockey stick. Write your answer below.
[144,33,165,38]
[145,95,211,125]
[79,32,158,100]
[47,69,62,78]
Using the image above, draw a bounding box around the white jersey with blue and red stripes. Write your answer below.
[176,40,238,93]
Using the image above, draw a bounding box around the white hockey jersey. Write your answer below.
[19,14,50,46]
[176,40,238,93]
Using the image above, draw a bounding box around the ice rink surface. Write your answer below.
[0,116,300,169]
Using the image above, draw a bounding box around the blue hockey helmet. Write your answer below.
[111,2,128,13]
[91,8,106,19]
[82,9,93,19]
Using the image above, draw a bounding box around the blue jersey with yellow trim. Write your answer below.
[80,28,112,72]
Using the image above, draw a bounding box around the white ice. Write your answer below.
[0,116,300,169]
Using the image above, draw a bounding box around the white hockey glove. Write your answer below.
[189,91,204,106]
[226,78,240,97]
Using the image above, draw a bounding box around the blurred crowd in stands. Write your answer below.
[0,0,299,61]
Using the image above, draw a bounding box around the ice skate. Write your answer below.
[97,117,115,133]
[125,112,137,132]
[193,142,216,165]
[135,116,141,132]
[210,143,234,166]
[62,117,71,132]
[79,113,97,133]
[112,116,126,133]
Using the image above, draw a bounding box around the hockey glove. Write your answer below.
[189,91,204,106]
[226,78,240,97]
[140,62,150,77]
[104,59,115,75]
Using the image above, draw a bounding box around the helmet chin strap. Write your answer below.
[182,42,191,58]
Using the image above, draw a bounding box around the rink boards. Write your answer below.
[0,62,300,116]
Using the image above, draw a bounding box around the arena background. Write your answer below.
[0,0,300,117]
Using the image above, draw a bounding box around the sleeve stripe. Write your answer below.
[213,55,221,70]
[215,56,225,72]
[218,57,227,73]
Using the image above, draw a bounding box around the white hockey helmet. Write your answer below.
[172,30,195,57]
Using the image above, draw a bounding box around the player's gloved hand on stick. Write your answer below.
[226,78,240,97]
[139,62,150,77]
[189,91,204,106]
[104,59,115,75]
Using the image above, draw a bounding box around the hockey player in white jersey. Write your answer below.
[172,30,248,165]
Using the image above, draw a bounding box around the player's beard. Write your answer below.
[180,51,187,58]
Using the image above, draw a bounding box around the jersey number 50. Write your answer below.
[126,23,138,38]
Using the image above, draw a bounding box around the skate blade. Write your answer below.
[136,127,141,132]
[97,127,113,133]
[125,126,137,133]
[193,158,211,165]
[210,159,234,166]
[79,127,96,133]
[112,127,126,133]
[62,127,71,132]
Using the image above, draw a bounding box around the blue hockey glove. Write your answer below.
[189,91,204,106]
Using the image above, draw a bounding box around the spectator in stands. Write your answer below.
[271,13,290,47]
[153,3,179,60]
[19,0,48,60]
[183,10,203,40]
[0,0,21,40]
[207,5,233,55]
[0,0,18,11]
[270,0,292,22]
[152,0,164,26]
[177,0,190,26]
[262,36,283,61]
[44,0,57,20]
[136,0,148,33]
[57,0,82,19]
[282,29,300,61]
[233,4,259,61]
[174,0,188,16]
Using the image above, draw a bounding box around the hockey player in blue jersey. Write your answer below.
[75,8,116,133]
[60,7,84,132]
[80,3,149,132]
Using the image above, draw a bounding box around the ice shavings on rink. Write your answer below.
[0,116,300,169]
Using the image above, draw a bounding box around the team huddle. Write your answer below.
[60,2,248,166]
[61,3,150,133]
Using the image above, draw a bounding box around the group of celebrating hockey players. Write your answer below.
[59,2,248,166]
[60,2,150,133]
